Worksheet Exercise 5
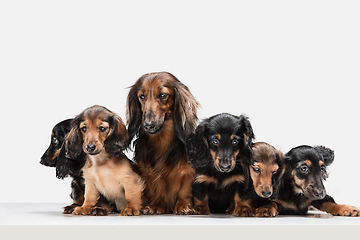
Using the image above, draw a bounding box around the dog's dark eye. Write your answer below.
[212,139,220,146]
[81,126,87,133]
[299,165,309,174]
[99,126,107,132]
[232,140,239,146]
[159,93,168,99]
[138,94,145,100]
[252,167,260,173]
[52,137,59,145]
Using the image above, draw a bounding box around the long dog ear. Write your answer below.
[105,114,130,157]
[272,149,285,199]
[186,121,209,169]
[173,81,200,143]
[126,81,143,142]
[314,145,335,166]
[65,116,83,159]
[238,115,255,165]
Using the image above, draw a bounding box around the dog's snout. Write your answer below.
[261,190,272,198]
[144,121,156,131]
[313,189,325,199]
[86,144,96,153]
[219,161,232,172]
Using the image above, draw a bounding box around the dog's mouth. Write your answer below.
[144,124,163,134]
[304,188,326,200]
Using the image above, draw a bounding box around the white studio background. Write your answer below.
[1,1,359,207]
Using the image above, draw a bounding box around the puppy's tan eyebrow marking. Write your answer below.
[304,160,312,166]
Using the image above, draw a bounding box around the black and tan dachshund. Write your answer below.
[186,113,254,215]
[41,119,87,213]
[271,145,360,216]
[41,119,116,215]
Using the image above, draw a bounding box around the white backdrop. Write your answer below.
[1,1,359,207]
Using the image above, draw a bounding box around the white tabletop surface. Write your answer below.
[1,203,360,240]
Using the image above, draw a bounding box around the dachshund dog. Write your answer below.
[64,105,144,216]
[235,142,284,217]
[272,145,360,216]
[126,72,199,215]
[186,113,254,215]
[41,119,87,214]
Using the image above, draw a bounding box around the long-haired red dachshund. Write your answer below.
[64,105,144,216]
[126,71,200,215]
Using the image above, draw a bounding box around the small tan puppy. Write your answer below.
[65,105,144,216]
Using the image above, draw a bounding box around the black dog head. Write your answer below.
[283,145,334,200]
[187,113,255,173]
[40,119,73,167]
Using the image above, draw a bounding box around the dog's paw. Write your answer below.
[174,204,196,215]
[331,205,360,217]
[194,205,210,215]
[89,206,108,216]
[72,206,91,215]
[141,206,165,215]
[232,206,254,217]
[63,204,79,214]
[254,205,278,217]
[119,206,141,216]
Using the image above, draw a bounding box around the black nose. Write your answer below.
[313,189,325,199]
[261,190,272,198]
[219,163,232,172]
[144,121,156,131]
[86,144,96,153]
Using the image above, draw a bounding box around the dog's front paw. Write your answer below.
[254,205,278,217]
[174,204,195,215]
[119,205,141,216]
[89,206,108,216]
[63,204,79,214]
[331,205,360,217]
[194,205,210,215]
[232,206,254,217]
[72,206,91,215]
[141,206,165,215]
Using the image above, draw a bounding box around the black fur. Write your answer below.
[187,113,255,214]
[274,145,335,215]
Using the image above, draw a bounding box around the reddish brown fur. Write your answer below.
[250,142,283,198]
[126,72,199,215]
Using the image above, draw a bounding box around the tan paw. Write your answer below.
[119,206,141,216]
[72,206,91,215]
[254,205,278,217]
[141,206,165,215]
[232,206,254,217]
[332,205,360,217]
[174,204,196,215]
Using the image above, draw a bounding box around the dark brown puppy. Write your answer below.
[65,105,144,216]
[126,72,199,215]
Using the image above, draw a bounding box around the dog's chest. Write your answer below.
[83,159,126,201]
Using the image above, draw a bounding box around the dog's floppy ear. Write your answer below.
[65,116,83,159]
[271,150,285,199]
[105,114,130,157]
[186,121,210,169]
[314,145,335,166]
[126,81,143,142]
[173,81,200,143]
[238,115,255,165]
[56,145,85,179]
